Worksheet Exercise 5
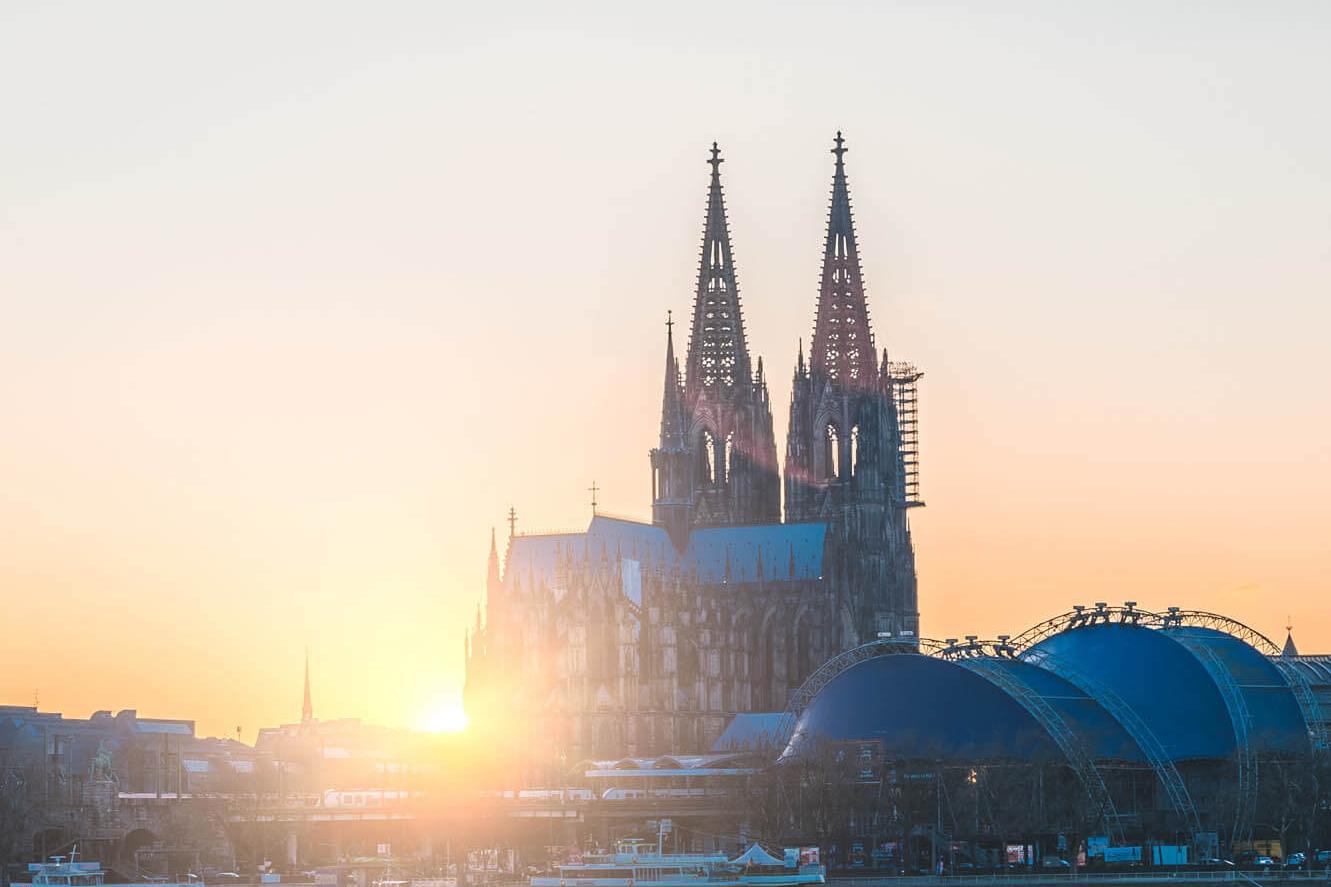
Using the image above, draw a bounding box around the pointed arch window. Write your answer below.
[850,425,861,478]
[825,424,841,480]
[723,431,736,484]
[700,430,716,484]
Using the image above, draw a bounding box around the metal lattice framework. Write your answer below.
[1166,630,1256,846]
[776,636,938,745]
[951,652,1125,842]
[888,362,924,508]
[1008,602,1281,653]
[779,635,1125,840]
[779,607,1320,844]
[1018,643,1205,836]
[1272,658,1330,752]
[1009,601,1331,843]
[1011,602,1326,751]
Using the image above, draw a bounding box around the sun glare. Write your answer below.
[419,700,469,733]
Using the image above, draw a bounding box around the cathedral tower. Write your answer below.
[650,314,692,546]
[652,143,780,545]
[785,132,919,642]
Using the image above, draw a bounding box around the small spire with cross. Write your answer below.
[665,309,673,337]
[708,141,723,173]
[507,506,517,539]
[588,481,600,515]
[832,130,847,165]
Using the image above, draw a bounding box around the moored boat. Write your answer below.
[13,849,193,887]
[529,839,824,887]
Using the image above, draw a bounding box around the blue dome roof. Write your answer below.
[955,657,1146,763]
[1159,625,1309,756]
[783,654,1065,761]
[778,612,1312,773]
[1023,623,1236,761]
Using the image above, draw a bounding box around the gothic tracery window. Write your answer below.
[700,430,716,484]
[825,423,841,480]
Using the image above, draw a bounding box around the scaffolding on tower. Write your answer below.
[888,361,924,508]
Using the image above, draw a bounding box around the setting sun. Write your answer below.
[418,699,469,734]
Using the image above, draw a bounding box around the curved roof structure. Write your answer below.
[953,656,1145,763]
[1159,625,1309,757]
[1023,622,1237,761]
[783,654,1066,762]
[775,604,1316,845]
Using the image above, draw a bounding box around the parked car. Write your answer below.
[1041,858,1072,870]
[1284,853,1306,869]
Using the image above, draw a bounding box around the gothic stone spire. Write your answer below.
[302,648,313,724]
[811,131,877,385]
[659,311,686,451]
[487,526,502,593]
[685,142,752,396]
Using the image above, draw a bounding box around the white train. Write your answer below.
[600,787,716,800]
[321,789,420,807]
[479,788,595,802]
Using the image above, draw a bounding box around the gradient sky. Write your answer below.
[3,1,1329,740]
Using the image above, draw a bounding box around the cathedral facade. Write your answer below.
[464,135,921,761]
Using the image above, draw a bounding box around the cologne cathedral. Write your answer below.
[464,134,922,762]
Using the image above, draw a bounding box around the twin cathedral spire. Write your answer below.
[651,141,779,545]
[652,133,917,574]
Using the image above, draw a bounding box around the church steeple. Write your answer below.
[487,527,502,592]
[659,312,686,451]
[652,311,693,548]
[655,143,779,537]
[811,131,877,386]
[685,142,752,396]
[784,131,919,644]
[301,648,313,724]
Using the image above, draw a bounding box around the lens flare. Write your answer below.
[418,700,469,733]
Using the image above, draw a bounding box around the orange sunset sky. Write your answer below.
[2,2,1329,740]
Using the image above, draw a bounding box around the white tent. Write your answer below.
[730,844,785,867]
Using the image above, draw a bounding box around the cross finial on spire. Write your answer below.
[588,481,599,515]
[708,141,723,173]
[832,131,847,164]
[507,506,517,539]
[666,309,673,337]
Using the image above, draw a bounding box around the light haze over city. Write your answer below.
[2,1,1329,739]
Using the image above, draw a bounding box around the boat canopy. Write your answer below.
[730,845,784,867]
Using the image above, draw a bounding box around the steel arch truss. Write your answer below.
[1012,603,1325,752]
[776,637,937,744]
[1009,602,1282,654]
[779,636,1126,841]
[1019,646,1205,837]
[1271,658,1330,752]
[1166,630,1257,846]
[951,653,1124,843]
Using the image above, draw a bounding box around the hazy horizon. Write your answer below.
[3,1,1329,740]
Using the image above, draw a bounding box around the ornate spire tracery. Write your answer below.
[685,142,752,395]
[811,131,877,385]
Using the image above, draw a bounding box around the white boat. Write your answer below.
[530,839,824,887]
[14,850,193,887]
